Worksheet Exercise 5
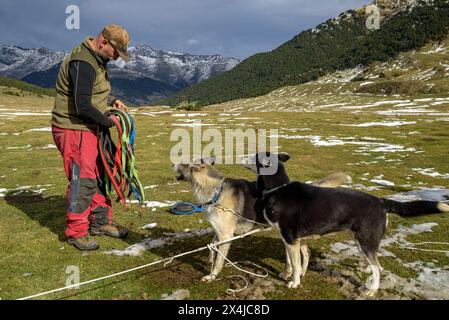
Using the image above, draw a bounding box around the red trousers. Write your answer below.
[52,126,113,238]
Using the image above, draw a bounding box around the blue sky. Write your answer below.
[0,0,371,59]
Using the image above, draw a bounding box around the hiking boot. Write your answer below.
[67,235,99,251]
[90,224,128,238]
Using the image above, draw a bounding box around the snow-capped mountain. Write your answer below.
[115,44,240,88]
[0,43,240,104]
[0,45,66,79]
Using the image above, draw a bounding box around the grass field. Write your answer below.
[1,77,448,300]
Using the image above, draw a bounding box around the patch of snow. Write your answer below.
[172,113,207,117]
[388,188,449,203]
[370,179,395,187]
[104,228,213,256]
[139,223,158,230]
[341,121,416,127]
[359,82,375,87]
[5,145,31,150]
[271,134,416,154]
[40,144,56,149]
[375,107,436,116]
[323,221,449,299]
[172,123,213,127]
[0,112,51,116]
[412,168,449,179]
[161,289,190,300]
[24,127,52,132]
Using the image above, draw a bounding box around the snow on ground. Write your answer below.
[0,112,51,116]
[40,144,56,149]
[139,223,158,230]
[143,185,158,190]
[23,127,52,133]
[126,200,176,208]
[172,113,208,117]
[412,168,449,179]
[4,145,31,150]
[370,179,395,187]
[140,112,169,117]
[2,144,56,150]
[341,100,411,110]
[388,188,449,203]
[104,228,213,257]
[270,134,416,154]
[172,123,214,127]
[317,103,349,108]
[359,82,374,87]
[351,184,382,191]
[316,66,364,84]
[324,220,449,299]
[340,121,416,127]
[0,185,53,197]
[375,107,439,116]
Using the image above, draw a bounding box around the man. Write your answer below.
[51,24,131,251]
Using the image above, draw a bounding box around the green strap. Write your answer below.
[101,109,145,204]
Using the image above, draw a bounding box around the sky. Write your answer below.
[0,0,371,60]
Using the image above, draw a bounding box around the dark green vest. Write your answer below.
[51,37,111,131]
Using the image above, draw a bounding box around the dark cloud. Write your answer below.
[0,0,371,59]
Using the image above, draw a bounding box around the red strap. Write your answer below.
[98,136,126,205]
[98,116,128,206]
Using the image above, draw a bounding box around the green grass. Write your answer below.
[1,73,449,300]
[0,76,55,97]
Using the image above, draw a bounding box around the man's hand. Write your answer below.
[112,99,129,112]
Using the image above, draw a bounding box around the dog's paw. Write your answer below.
[362,289,377,298]
[362,266,372,274]
[286,281,300,289]
[201,274,217,283]
[301,269,307,277]
[279,271,292,280]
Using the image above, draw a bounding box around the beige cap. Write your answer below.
[102,24,130,62]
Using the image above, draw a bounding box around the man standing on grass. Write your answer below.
[51,25,130,251]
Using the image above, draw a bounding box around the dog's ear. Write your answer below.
[201,156,216,166]
[259,154,272,167]
[278,152,290,163]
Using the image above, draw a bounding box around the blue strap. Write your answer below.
[171,202,204,215]
[128,113,136,153]
[205,181,225,205]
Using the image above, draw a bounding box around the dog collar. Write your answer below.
[262,183,289,198]
[204,179,225,205]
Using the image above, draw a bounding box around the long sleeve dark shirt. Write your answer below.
[68,60,114,127]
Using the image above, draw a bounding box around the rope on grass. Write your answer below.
[17,227,272,300]
[404,241,449,254]
[208,243,269,279]
[223,275,249,295]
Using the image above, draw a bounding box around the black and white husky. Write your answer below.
[242,152,449,296]
[173,157,350,282]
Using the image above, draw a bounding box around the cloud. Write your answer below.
[0,0,372,59]
[187,39,199,47]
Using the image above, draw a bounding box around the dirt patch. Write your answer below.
[218,275,279,300]
[149,261,204,288]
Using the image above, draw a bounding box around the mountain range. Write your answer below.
[0,43,240,105]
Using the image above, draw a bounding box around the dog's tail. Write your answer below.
[381,198,449,217]
[314,172,352,188]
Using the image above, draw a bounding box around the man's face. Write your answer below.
[100,39,119,60]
